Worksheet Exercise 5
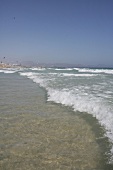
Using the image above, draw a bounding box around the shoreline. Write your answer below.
[0,63,12,68]
[0,63,24,69]
[0,63,20,68]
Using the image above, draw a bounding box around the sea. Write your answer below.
[0,67,113,170]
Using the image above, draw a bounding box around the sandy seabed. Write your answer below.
[0,73,112,170]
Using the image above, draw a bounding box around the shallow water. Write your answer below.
[0,73,113,169]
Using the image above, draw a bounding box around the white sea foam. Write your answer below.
[48,73,59,75]
[60,73,98,77]
[75,68,113,74]
[0,67,26,74]
[55,68,73,71]
[0,69,16,73]
[47,73,98,77]
[19,72,34,76]
[0,70,4,72]
[31,68,46,71]
[19,72,41,81]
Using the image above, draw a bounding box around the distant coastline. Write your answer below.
[0,63,22,68]
[0,62,113,69]
[0,63,12,68]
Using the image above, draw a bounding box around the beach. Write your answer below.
[0,68,113,170]
[0,63,11,68]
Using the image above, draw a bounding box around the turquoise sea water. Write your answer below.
[0,67,113,169]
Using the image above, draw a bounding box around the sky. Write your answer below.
[0,0,113,67]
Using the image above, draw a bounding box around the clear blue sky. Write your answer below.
[0,0,113,67]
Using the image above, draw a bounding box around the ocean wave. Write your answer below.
[75,68,113,74]
[30,68,46,71]
[0,70,16,73]
[60,73,98,77]
[0,70,4,72]
[55,68,73,71]
[0,68,27,74]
